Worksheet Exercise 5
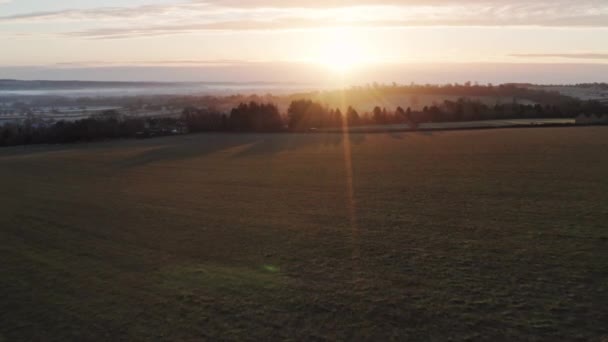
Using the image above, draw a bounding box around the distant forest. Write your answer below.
[1,84,607,147]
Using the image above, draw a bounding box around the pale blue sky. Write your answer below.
[1,0,607,82]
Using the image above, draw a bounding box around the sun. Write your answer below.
[321,42,363,72]
[316,28,369,73]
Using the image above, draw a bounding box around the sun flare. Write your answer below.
[320,41,364,72]
[316,28,370,73]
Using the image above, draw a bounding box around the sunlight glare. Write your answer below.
[317,28,369,73]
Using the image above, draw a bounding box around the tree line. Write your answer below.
[1,97,607,147]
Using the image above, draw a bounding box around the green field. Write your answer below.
[1,127,607,341]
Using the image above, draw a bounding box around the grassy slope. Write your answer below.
[1,128,607,341]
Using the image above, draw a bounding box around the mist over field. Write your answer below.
[2,63,608,84]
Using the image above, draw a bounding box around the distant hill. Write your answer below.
[0,79,177,91]
[528,84,608,102]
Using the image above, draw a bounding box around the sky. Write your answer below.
[1,0,607,83]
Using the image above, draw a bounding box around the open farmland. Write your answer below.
[1,127,607,341]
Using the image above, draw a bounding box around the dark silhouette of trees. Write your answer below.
[2,85,608,147]
[346,106,360,126]
[333,109,344,126]
[287,99,337,131]
[395,106,406,122]
[230,102,282,132]
[181,107,227,132]
[395,106,418,129]
[373,106,384,124]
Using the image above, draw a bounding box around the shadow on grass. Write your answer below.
[117,132,368,167]
[0,144,78,159]
[387,132,408,140]
[233,133,367,158]
[115,134,260,168]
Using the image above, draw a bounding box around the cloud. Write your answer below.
[65,16,608,40]
[511,53,608,60]
[0,4,185,22]
[1,0,607,39]
[198,0,607,8]
[52,59,263,67]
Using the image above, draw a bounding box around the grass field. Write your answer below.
[1,127,607,341]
